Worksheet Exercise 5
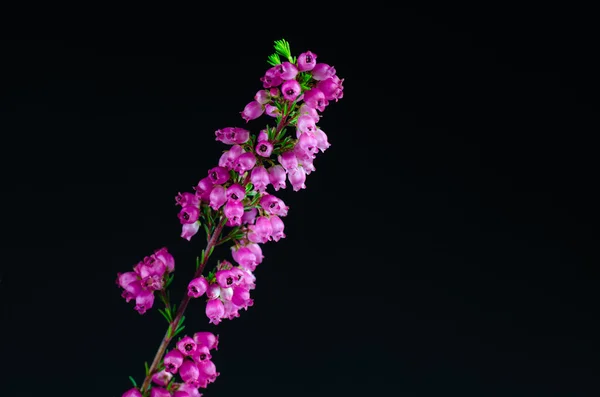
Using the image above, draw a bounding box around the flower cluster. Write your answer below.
[122,332,219,397]
[116,247,175,314]
[118,39,344,397]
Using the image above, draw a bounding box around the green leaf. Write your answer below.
[200,249,206,265]
[273,39,293,63]
[209,245,215,256]
[144,361,149,376]
[128,376,138,387]
[196,255,200,271]
[267,53,281,66]
[158,308,171,323]
[202,223,210,239]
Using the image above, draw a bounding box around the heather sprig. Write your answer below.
[119,38,344,397]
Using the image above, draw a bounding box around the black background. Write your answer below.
[1,6,599,397]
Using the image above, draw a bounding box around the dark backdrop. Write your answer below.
[1,6,598,397]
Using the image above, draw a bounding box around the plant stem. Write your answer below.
[140,216,227,393]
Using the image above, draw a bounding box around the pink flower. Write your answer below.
[192,345,212,363]
[288,166,307,191]
[175,383,198,397]
[194,177,213,201]
[281,79,301,101]
[231,246,258,271]
[181,221,200,241]
[224,199,244,227]
[207,166,229,185]
[122,388,143,397]
[215,269,237,289]
[215,127,250,145]
[164,349,184,374]
[153,247,175,273]
[206,298,225,325]
[265,104,280,117]
[178,205,200,224]
[209,185,227,211]
[241,207,257,225]
[250,165,269,192]
[150,387,171,397]
[134,289,155,315]
[240,100,264,122]
[206,283,220,300]
[248,216,273,244]
[226,184,245,202]
[188,277,209,298]
[302,88,328,112]
[313,128,331,152]
[278,151,298,173]
[193,332,219,350]
[254,89,270,104]
[233,152,257,174]
[218,145,245,170]
[255,140,273,157]
[311,63,336,80]
[177,336,197,357]
[151,369,173,387]
[296,114,317,135]
[175,192,200,207]
[317,75,344,101]
[259,194,289,217]
[297,51,317,71]
[260,66,283,88]
[270,215,286,241]
[298,103,320,122]
[277,61,298,80]
[179,359,200,385]
[268,165,286,191]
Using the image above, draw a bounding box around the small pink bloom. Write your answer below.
[175,192,200,207]
[194,177,213,202]
[288,166,307,191]
[209,185,227,211]
[240,100,264,122]
[313,128,331,152]
[297,51,317,71]
[175,383,197,397]
[178,205,199,225]
[179,359,200,385]
[278,151,298,173]
[250,165,269,192]
[188,277,209,298]
[302,88,328,112]
[226,184,245,202]
[259,194,288,216]
[172,392,191,397]
[192,345,212,363]
[153,247,175,273]
[150,387,171,397]
[254,89,270,104]
[241,207,257,225]
[134,289,155,315]
[224,199,244,227]
[255,140,273,157]
[231,246,258,271]
[298,103,320,122]
[281,79,301,101]
[234,152,257,174]
[164,349,184,374]
[208,166,230,185]
[277,61,298,80]
[215,269,236,289]
[297,132,319,158]
[268,165,287,191]
[177,336,197,357]
[193,331,219,350]
[270,215,286,241]
[218,145,245,170]
[311,63,336,80]
[206,298,225,325]
[260,66,283,88]
[206,283,221,299]
[248,216,272,244]
[181,221,201,241]
[122,388,143,397]
[265,104,280,117]
[151,369,173,387]
[215,127,250,145]
[317,75,344,101]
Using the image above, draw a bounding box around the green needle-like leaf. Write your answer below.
[128,376,137,387]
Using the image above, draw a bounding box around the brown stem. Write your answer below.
[140,216,227,393]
